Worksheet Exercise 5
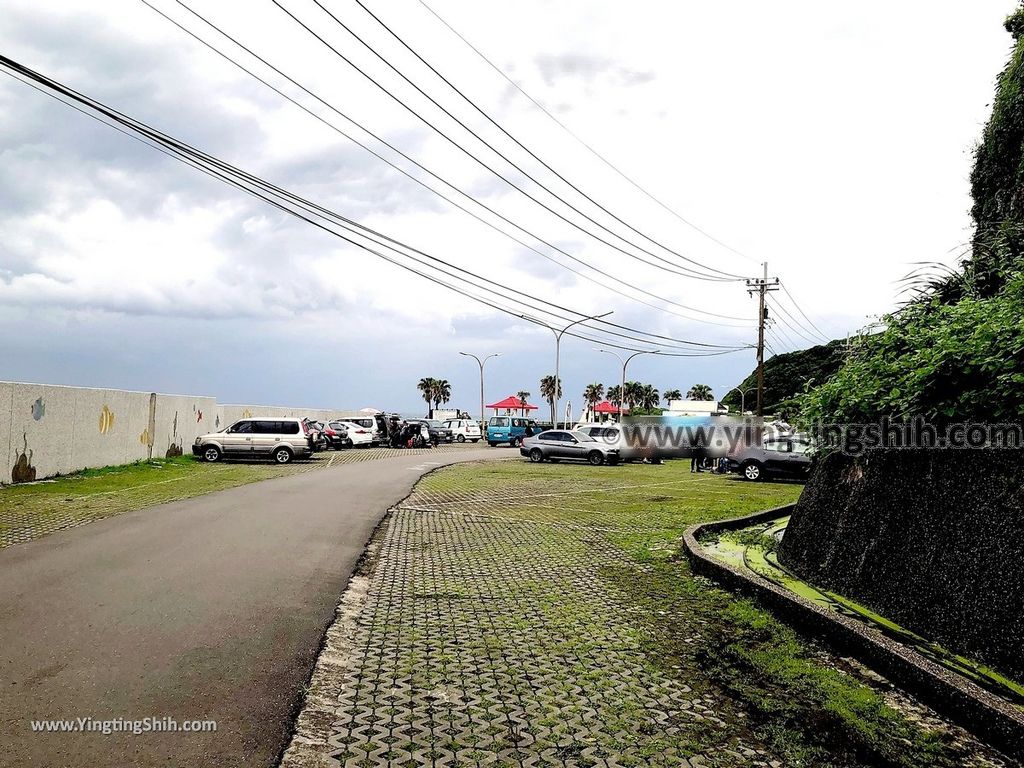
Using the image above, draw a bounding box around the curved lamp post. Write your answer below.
[723,385,754,414]
[523,311,613,428]
[460,351,500,427]
[596,348,661,420]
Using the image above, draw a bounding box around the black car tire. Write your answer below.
[273,447,293,464]
[510,437,521,448]
[743,461,763,481]
[457,434,466,443]
[488,441,497,447]
[471,438,480,443]
[202,445,221,463]
[606,456,620,466]
[588,451,604,466]
[529,448,544,463]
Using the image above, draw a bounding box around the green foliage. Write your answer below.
[802,273,1024,424]
[969,5,1024,296]
[685,383,714,401]
[724,341,845,416]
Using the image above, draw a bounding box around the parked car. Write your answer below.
[443,418,482,443]
[193,418,315,464]
[390,421,431,448]
[408,419,454,445]
[333,420,376,448]
[727,436,813,481]
[340,416,382,446]
[323,421,350,449]
[487,416,540,447]
[577,423,646,462]
[520,429,620,465]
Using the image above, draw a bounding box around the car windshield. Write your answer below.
[424,420,443,428]
[570,431,597,442]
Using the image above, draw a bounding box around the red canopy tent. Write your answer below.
[486,395,538,414]
[593,400,628,415]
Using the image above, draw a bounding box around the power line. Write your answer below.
[779,281,830,341]
[765,294,826,346]
[0,53,750,359]
[416,0,760,268]
[270,0,745,283]
[149,0,751,327]
[352,0,750,280]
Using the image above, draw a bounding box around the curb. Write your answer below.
[683,504,1024,762]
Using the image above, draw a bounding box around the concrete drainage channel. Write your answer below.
[683,504,1024,763]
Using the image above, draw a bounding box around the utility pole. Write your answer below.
[746,262,779,417]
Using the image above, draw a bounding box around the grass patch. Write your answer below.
[0,454,319,547]
[416,460,989,766]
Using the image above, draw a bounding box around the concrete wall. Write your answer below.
[0,381,350,484]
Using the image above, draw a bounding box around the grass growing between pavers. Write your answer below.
[0,454,319,547]
[303,460,1007,768]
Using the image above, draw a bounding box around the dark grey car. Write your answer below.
[519,430,620,466]
[727,436,813,481]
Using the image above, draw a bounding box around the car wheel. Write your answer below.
[488,441,497,447]
[588,451,605,466]
[457,434,466,443]
[529,448,544,463]
[743,461,763,481]
[273,447,293,464]
[202,446,221,463]
[606,456,620,466]
[471,439,480,443]
[510,437,521,448]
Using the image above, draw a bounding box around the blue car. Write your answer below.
[486,416,540,447]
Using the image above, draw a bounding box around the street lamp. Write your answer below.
[722,385,754,414]
[596,348,661,420]
[460,351,500,427]
[524,311,613,428]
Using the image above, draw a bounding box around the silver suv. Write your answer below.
[520,429,620,466]
[193,418,315,464]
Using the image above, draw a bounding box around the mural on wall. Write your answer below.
[241,408,253,418]
[215,414,221,429]
[165,411,183,458]
[11,434,37,484]
[31,397,45,421]
[98,405,115,434]
[139,428,150,446]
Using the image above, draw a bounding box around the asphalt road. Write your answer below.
[0,446,500,767]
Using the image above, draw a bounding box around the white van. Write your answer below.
[193,418,315,464]
[443,418,482,443]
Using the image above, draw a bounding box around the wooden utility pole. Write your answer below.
[746,262,779,417]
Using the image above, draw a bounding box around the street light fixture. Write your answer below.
[460,351,500,427]
[722,385,754,414]
[596,348,662,420]
[523,311,613,428]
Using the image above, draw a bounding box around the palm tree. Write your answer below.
[417,377,436,416]
[516,390,531,416]
[686,383,715,401]
[663,388,682,403]
[433,379,452,412]
[539,375,562,425]
[622,381,643,409]
[640,384,660,410]
[583,383,604,421]
[606,384,622,413]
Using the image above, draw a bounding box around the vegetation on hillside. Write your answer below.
[723,341,846,417]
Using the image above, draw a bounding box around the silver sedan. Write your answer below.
[519,429,621,466]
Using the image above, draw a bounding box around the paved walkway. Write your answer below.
[283,467,776,768]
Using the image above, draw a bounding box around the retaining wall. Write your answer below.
[778,447,1024,682]
[0,381,353,484]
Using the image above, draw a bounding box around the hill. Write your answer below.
[723,340,845,417]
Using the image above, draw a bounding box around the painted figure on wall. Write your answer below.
[31,397,45,421]
[11,434,37,484]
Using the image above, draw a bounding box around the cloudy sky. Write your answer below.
[0,0,1017,414]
